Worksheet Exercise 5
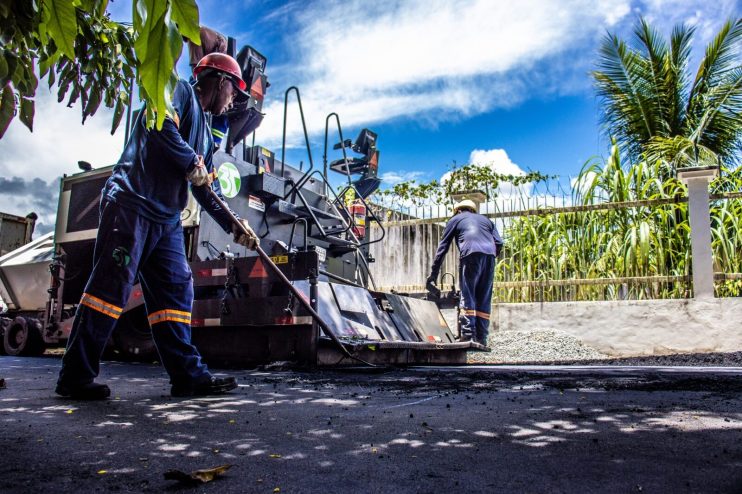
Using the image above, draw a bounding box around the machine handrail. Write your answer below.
[289,218,308,252]
[280,87,314,181]
[336,184,386,248]
[288,169,359,240]
[323,112,353,193]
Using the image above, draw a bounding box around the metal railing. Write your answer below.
[369,191,742,301]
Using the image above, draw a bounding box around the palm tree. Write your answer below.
[592,17,742,168]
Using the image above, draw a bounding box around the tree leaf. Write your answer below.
[19,96,34,131]
[138,10,180,129]
[133,0,168,66]
[43,0,79,60]
[0,84,16,138]
[83,87,101,121]
[110,92,125,134]
[169,0,200,43]
[0,52,7,82]
[39,50,60,78]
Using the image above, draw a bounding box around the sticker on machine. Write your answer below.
[217,162,241,198]
[315,246,327,263]
[248,195,265,212]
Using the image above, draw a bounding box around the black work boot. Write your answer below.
[171,376,237,397]
[55,381,111,400]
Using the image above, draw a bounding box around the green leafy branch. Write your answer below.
[0,0,201,139]
[375,162,554,207]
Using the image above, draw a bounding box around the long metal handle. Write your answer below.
[204,186,356,361]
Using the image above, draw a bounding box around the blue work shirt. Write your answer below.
[430,211,504,278]
[104,79,236,232]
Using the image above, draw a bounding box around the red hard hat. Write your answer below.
[193,52,247,91]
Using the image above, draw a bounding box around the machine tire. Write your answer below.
[3,316,45,356]
[112,308,158,362]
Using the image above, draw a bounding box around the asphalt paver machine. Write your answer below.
[14,42,488,367]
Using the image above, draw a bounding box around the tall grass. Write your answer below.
[496,144,741,301]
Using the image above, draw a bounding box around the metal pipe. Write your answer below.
[319,269,365,289]
[123,77,134,145]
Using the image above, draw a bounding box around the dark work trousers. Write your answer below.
[459,252,495,345]
[58,200,210,387]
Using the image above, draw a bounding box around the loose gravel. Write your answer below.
[469,328,609,364]
[438,309,742,366]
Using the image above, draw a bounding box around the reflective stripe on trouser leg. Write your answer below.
[59,200,144,386]
[459,309,476,338]
[460,253,495,344]
[138,220,209,385]
[473,254,495,343]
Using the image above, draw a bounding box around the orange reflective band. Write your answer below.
[462,309,477,316]
[79,293,122,320]
[475,310,491,320]
[148,308,192,326]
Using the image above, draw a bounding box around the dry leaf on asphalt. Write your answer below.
[164,464,233,484]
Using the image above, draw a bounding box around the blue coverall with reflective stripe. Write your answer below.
[429,211,504,344]
[58,79,237,388]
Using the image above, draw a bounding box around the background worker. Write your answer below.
[56,53,259,400]
[426,199,503,346]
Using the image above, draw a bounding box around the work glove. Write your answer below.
[425,274,440,299]
[233,218,259,250]
[187,155,212,187]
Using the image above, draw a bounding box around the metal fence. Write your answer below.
[369,191,742,302]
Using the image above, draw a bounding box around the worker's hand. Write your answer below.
[233,218,259,250]
[187,155,212,187]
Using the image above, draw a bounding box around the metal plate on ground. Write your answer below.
[330,283,404,341]
[384,294,456,344]
[293,281,378,339]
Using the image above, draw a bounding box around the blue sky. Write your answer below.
[0,0,738,231]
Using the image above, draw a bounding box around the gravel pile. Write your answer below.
[469,329,609,364]
[467,329,742,366]
[440,309,742,366]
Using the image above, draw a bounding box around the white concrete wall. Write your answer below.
[493,298,742,357]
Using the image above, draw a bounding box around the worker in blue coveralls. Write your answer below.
[426,199,503,346]
[56,53,259,400]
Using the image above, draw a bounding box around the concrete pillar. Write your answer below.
[677,166,718,299]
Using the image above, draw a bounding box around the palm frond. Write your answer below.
[593,33,657,162]
[666,23,694,133]
[635,17,671,136]
[687,18,742,128]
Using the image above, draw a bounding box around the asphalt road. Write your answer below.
[1,356,741,493]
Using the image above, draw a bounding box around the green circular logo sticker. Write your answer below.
[218,162,241,198]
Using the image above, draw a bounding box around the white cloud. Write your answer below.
[380,170,426,185]
[440,148,529,198]
[254,0,732,148]
[0,88,124,231]
[258,0,637,146]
